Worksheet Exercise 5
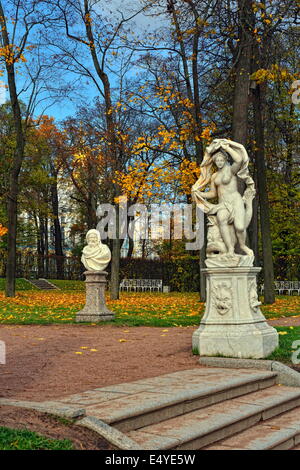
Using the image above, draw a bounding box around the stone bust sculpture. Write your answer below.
[81,229,111,271]
[192,138,256,262]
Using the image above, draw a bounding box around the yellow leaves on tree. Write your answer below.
[35,116,65,143]
[131,136,154,155]
[176,159,200,195]
[0,224,8,237]
[84,13,92,26]
[114,161,154,202]
[173,17,211,41]
[251,64,299,84]
[132,122,216,157]
[197,123,217,143]
[252,2,266,13]
[33,116,68,170]
[114,157,201,203]
[72,146,105,179]
[0,44,26,65]
[129,82,217,157]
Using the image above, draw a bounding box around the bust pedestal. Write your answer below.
[76,271,115,323]
[192,259,278,359]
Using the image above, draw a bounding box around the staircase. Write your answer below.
[203,406,300,450]
[55,367,300,450]
[127,385,300,450]
[26,278,59,290]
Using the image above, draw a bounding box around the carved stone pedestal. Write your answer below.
[76,271,115,323]
[192,264,279,359]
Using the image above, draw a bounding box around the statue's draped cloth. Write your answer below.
[81,229,111,271]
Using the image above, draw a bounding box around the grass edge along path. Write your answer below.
[0,294,299,326]
[0,279,299,327]
[267,326,300,364]
[0,426,74,450]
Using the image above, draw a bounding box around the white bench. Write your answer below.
[120,279,163,292]
[260,281,300,295]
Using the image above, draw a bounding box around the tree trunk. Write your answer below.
[38,216,45,278]
[45,216,49,278]
[86,192,97,230]
[110,204,120,300]
[50,175,65,279]
[230,0,258,256]
[141,239,147,259]
[248,169,259,263]
[199,222,207,302]
[5,175,18,296]
[232,0,253,146]
[252,83,275,304]
[83,0,121,299]
[1,2,25,297]
[127,236,134,259]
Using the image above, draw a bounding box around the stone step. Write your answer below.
[33,283,57,288]
[204,406,300,450]
[77,368,277,432]
[26,279,58,290]
[127,385,300,450]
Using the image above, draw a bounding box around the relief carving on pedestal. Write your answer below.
[212,280,232,316]
[249,278,262,312]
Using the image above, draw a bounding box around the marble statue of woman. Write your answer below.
[192,138,256,260]
[81,229,111,271]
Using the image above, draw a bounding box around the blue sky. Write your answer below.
[48,0,159,121]
[1,0,167,123]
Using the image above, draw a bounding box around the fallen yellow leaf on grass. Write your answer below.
[278,331,288,335]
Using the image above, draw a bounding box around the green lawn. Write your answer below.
[0,293,202,326]
[267,326,300,364]
[0,278,85,292]
[0,279,300,363]
[0,278,38,291]
[0,426,74,450]
[50,279,85,291]
[0,279,299,328]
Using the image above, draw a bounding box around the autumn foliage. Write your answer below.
[0,224,7,237]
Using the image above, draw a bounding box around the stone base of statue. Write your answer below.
[192,256,279,359]
[76,271,114,323]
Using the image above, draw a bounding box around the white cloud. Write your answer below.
[81,0,166,35]
[0,81,6,105]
